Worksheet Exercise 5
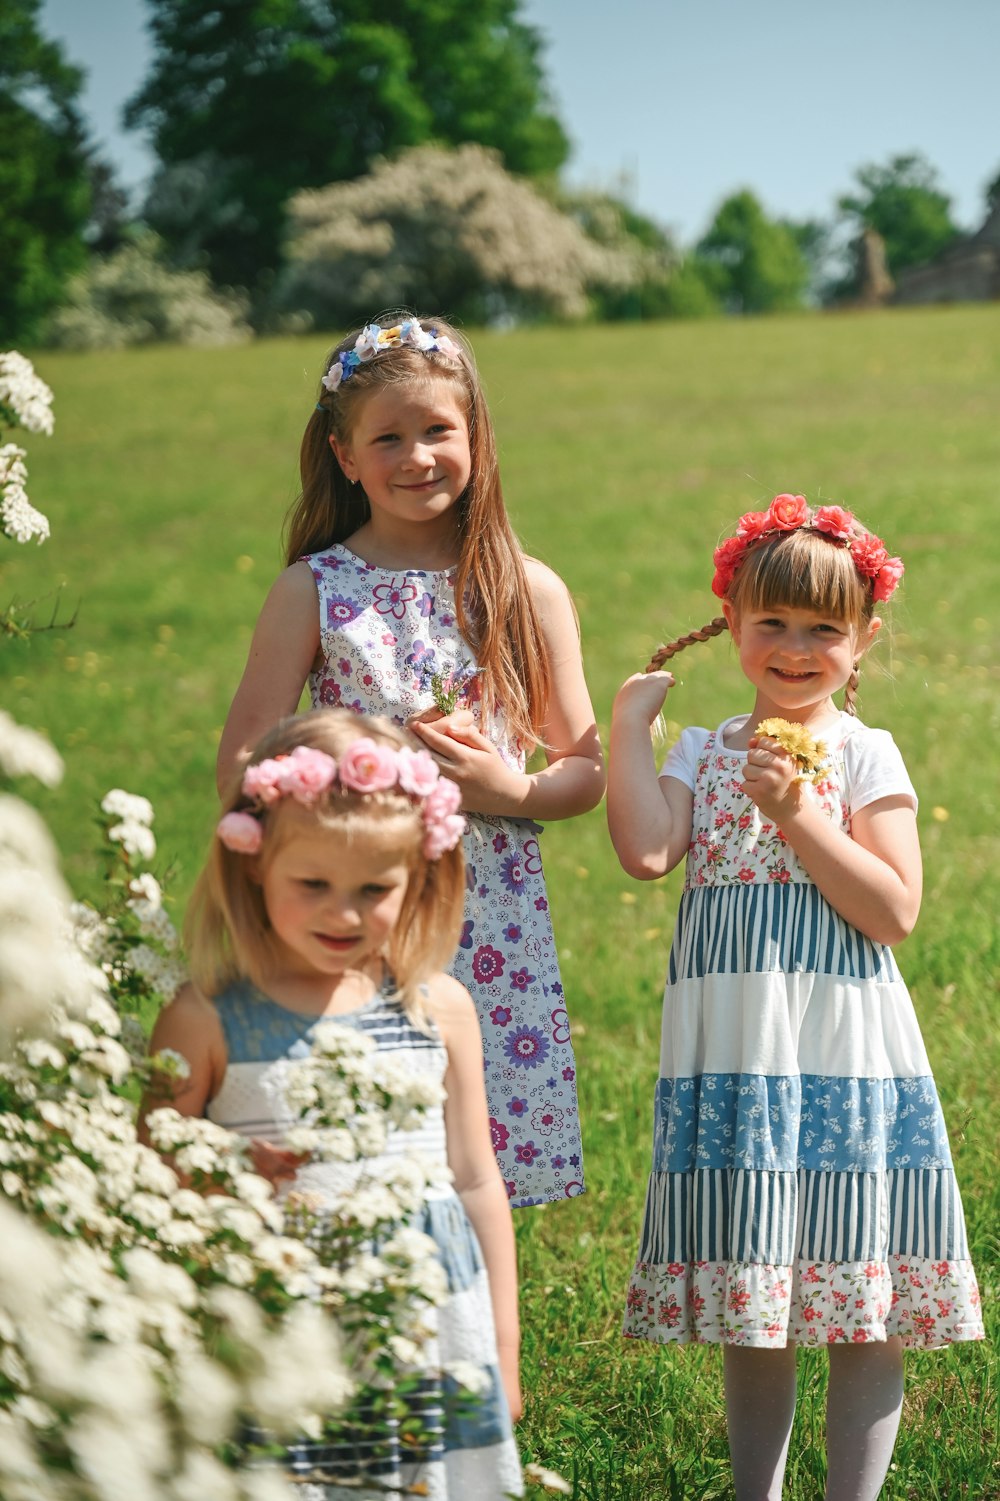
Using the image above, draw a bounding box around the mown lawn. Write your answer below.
[3,305,997,1497]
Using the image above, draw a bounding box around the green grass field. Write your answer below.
[3,306,998,1497]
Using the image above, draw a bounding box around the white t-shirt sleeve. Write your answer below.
[659,726,712,789]
[842,725,918,814]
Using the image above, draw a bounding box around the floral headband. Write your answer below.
[217,740,465,860]
[712,494,904,603]
[321,319,462,394]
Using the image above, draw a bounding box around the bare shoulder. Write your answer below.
[421,972,479,1039]
[522,554,573,612]
[151,982,224,1048]
[267,559,320,612]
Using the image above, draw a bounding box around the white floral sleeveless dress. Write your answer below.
[207,980,523,1499]
[303,544,584,1208]
[623,713,984,1349]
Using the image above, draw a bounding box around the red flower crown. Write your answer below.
[712,494,904,603]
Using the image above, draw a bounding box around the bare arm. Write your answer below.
[744,736,922,945]
[138,983,226,1142]
[607,671,694,879]
[430,976,522,1422]
[215,562,321,797]
[410,559,605,820]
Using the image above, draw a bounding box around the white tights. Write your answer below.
[723,1338,904,1501]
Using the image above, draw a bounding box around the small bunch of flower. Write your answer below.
[712,494,904,603]
[417,654,480,714]
[754,717,830,785]
[321,318,462,392]
[0,707,64,786]
[218,738,465,861]
[0,351,53,548]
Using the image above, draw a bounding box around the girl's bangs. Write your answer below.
[737,532,868,621]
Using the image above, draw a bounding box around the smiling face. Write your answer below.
[329,376,472,552]
[258,816,414,989]
[724,599,876,725]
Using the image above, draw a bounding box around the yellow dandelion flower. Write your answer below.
[755,717,829,785]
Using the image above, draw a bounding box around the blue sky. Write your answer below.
[42,0,1000,244]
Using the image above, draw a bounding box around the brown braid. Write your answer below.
[645,617,728,674]
[844,663,860,716]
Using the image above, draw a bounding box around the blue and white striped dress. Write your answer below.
[207,980,523,1498]
[623,713,984,1350]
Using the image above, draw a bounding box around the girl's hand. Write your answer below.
[612,670,675,727]
[742,735,801,821]
[249,1137,308,1187]
[408,710,523,814]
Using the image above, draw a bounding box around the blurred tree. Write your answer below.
[696,191,808,313]
[986,165,1000,213]
[126,0,569,293]
[836,152,959,288]
[276,144,636,328]
[0,0,91,342]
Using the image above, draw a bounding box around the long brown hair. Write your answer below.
[646,527,880,714]
[287,312,548,749]
[186,709,466,1013]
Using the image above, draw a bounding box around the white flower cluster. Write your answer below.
[281,1017,446,1164]
[0,352,53,548]
[0,351,55,435]
[0,815,353,1499]
[101,787,157,861]
[0,709,64,787]
[1,441,49,545]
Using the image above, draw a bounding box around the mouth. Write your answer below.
[315,934,361,952]
[771,669,816,682]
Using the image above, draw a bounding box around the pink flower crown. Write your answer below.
[712,494,904,603]
[217,740,465,861]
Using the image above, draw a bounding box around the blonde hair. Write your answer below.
[647,526,881,714]
[186,709,465,1014]
[287,311,548,749]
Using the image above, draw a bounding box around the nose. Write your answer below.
[403,440,434,471]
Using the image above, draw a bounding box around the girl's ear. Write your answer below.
[329,434,357,482]
[722,599,741,644]
[858,615,882,657]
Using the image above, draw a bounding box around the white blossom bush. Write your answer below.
[44,234,251,351]
[0,351,53,548]
[279,142,640,326]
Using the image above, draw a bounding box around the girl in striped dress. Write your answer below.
[607,495,983,1501]
[147,708,522,1499]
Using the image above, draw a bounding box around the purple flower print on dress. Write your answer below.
[503,924,521,942]
[534,895,548,912]
[373,578,419,618]
[325,594,361,628]
[417,591,434,619]
[515,1140,542,1165]
[338,658,352,678]
[459,920,474,950]
[493,832,508,854]
[472,945,505,984]
[501,853,526,895]
[562,1066,575,1082]
[490,1005,512,1027]
[491,1120,510,1151]
[531,1105,564,1136]
[504,1026,550,1069]
[510,967,536,992]
[551,1155,566,1170]
[507,1098,529,1118]
[407,640,436,672]
[504,1180,517,1200]
[315,678,343,706]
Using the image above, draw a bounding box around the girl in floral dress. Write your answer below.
[218,315,604,1207]
[607,495,983,1500]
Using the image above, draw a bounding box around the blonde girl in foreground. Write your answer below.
[147,708,523,1499]
[608,495,982,1500]
[217,314,604,1209]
